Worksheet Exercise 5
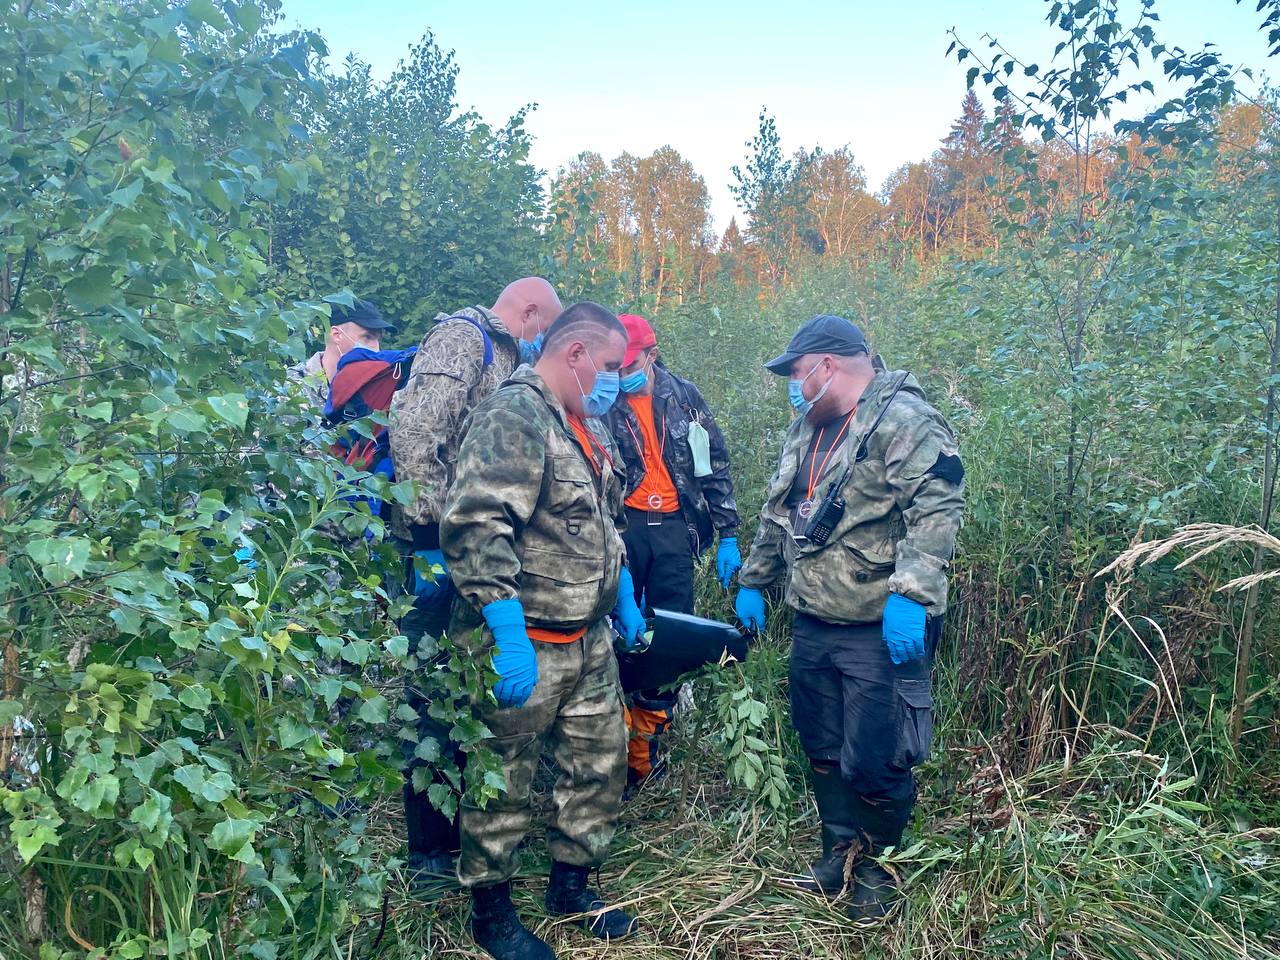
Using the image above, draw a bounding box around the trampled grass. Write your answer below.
[365,653,1280,960]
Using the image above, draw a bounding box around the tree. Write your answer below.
[938,90,995,248]
[272,35,545,339]
[730,109,814,290]
[798,147,882,265]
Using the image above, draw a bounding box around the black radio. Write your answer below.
[803,487,847,544]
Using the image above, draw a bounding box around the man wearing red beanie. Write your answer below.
[604,313,741,789]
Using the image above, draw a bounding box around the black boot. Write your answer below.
[544,861,637,940]
[470,882,556,960]
[406,850,458,897]
[846,793,911,923]
[779,765,860,895]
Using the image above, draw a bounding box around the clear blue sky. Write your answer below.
[279,0,1272,232]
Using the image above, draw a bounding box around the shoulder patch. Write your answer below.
[929,452,965,486]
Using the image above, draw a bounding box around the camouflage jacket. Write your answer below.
[388,306,523,545]
[440,366,627,639]
[285,351,328,412]
[738,359,965,623]
[603,364,739,554]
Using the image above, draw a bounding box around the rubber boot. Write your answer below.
[779,765,860,895]
[470,882,556,960]
[544,861,637,940]
[846,793,911,924]
[403,780,460,897]
[406,850,458,897]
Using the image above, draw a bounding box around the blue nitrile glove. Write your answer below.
[735,587,765,633]
[715,536,742,588]
[481,598,538,708]
[613,568,647,651]
[412,548,449,600]
[234,542,258,570]
[882,593,927,665]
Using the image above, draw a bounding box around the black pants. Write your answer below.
[621,508,695,779]
[789,612,938,812]
[397,542,465,859]
[621,507,695,617]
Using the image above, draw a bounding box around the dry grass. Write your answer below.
[1099,522,1280,593]
[357,704,1280,960]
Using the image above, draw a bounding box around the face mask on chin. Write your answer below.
[519,331,544,365]
[788,359,832,415]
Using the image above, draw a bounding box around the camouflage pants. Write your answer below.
[459,618,627,888]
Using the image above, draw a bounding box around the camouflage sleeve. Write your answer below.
[883,407,966,614]
[686,382,740,535]
[389,322,488,528]
[439,403,546,612]
[737,508,787,590]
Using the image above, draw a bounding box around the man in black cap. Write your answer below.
[735,314,965,922]
[287,297,394,411]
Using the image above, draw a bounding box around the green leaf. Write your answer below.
[357,695,388,724]
[26,537,90,586]
[207,393,249,430]
[277,717,312,749]
[64,266,116,311]
[209,817,256,854]
[186,0,228,29]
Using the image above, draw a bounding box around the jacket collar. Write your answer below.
[508,364,568,425]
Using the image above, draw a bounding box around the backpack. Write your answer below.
[323,314,494,525]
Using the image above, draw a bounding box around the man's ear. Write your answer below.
[564,340,587,364]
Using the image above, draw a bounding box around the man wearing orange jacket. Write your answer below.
[603,313,741,788]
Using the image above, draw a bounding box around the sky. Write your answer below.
[278,0,1274,233]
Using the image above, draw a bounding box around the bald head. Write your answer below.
[491,277,563,343]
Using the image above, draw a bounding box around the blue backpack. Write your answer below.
[323,315,494,525]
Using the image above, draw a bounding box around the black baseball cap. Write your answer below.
[328,297,394,333]
[764,314,868,375]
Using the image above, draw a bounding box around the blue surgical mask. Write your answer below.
[788,359,831,415]
[518,331,544,365]
[620,367,649,394]
[573,350,620,418]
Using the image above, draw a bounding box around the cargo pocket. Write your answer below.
[890,678,933,769]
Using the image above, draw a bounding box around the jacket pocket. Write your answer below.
[890,678,933,769]
[844,541,896,574]
[519,546,605,626]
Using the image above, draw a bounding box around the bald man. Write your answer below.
[388,277,562,890]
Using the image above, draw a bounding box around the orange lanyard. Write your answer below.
[624,403,666,465]
[568,415,612,477]
[805,408,855,501]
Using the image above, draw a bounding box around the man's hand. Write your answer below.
[882,593,927,665]
[734,586,766,633]
[613,568,647,651]
[481,598,538,707]
[715,536,742,589]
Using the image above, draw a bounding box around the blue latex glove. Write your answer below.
[412,548,449,600]
[882,593,927,665]
[481,598,538,708]
[735,587,765,633]
[612,568,647,651]
[715,536,742,589]
[234,542,258,570]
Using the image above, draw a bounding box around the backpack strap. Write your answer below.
[440,313,494,369]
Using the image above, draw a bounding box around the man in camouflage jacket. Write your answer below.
[440,303,643,959]
[735,314,964,923]
[385,277,561,888]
